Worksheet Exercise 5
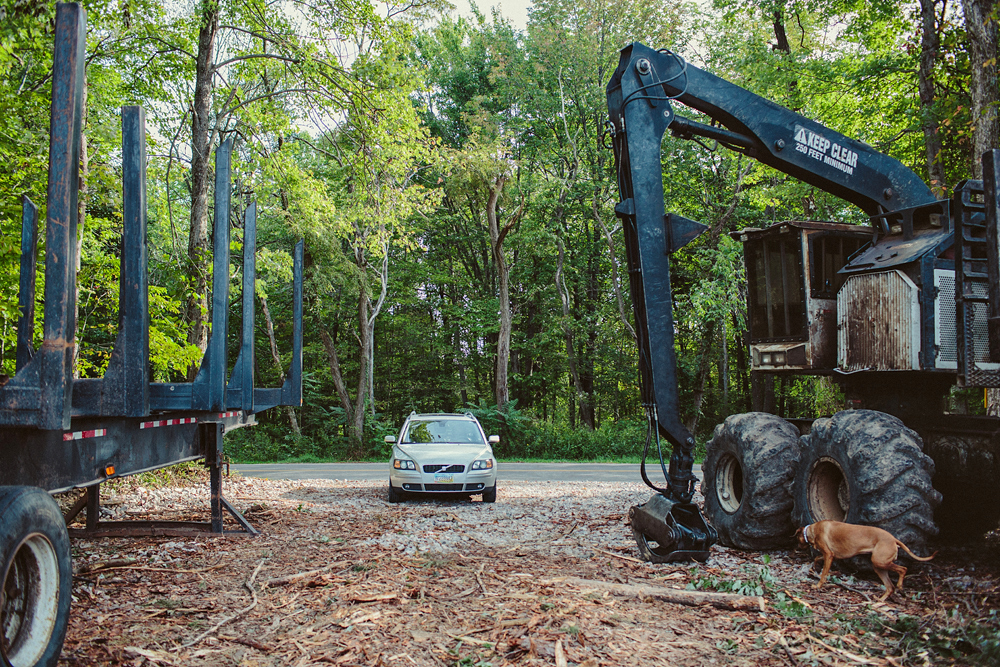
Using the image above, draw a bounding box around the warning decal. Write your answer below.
[793,124,858,176]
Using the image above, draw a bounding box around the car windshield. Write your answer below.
[402,419,485,445]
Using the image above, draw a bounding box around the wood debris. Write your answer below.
[57,477,999,666]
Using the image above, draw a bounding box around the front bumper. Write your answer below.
[390,468,496,493]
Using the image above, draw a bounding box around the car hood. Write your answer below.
[395,443,493,464]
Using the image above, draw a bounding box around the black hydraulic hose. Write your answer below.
[618,49,689,113]
[639,408,672,496]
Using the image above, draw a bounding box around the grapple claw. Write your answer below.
[629,494,717,563]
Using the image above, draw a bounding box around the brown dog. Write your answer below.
[795,520,936,601]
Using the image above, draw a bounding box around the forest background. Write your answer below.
[0,0,996,463]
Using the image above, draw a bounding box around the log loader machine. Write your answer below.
[1,6,303,665]
[606,43,1000,562]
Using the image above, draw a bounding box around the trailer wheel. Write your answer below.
[1,487,72,667]
[703,413,802,550]
[793,410,941,553]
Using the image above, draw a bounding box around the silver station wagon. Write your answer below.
[386,412,499,503]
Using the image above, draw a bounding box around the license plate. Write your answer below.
[434,473,454,483]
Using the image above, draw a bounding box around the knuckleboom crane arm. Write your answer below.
[604,43,936,562]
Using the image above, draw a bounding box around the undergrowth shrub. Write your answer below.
[226,404,654,463]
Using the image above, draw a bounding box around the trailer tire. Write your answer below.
[0,486,72,667]
[793,410,940,555]
[703,413,802,550]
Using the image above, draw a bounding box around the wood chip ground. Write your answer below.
[57,474,999,666]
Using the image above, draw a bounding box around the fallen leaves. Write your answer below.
[59,478,1000,667]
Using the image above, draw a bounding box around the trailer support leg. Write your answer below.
[204,421,259,536]
[65,420,258,538]
[207,422,224,533]
[86,484,100,531]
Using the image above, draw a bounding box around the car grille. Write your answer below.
[425,483,464,491]
[423,464,465,473]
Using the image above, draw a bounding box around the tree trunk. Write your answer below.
[772,9,791,53]
[260,294,300,435]
[686,320,717,434]
[366,243,389,417]
[556,239,595,429]
[961,0,998,180]
[318,307,369,458]
[720,318,729,412]
[593,194,636,342]
[487,175,515,409]
[918,0,947,193]
[988,389,1000,417]
[185,1,220,376]
[318,323,352,415]
[734,312,749,411]
[751,371,776,414]
[351,283,371,454]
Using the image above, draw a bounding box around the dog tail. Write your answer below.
[896,541,937,562]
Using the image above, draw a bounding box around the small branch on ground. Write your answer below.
[175,558,266,651]
[545,576,765,611]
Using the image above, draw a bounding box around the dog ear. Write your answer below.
[793,527,803,538]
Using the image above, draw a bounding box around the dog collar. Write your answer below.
[803,524,811,544]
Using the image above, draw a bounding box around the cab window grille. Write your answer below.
[809,234,869,299]
[746,235,807,342]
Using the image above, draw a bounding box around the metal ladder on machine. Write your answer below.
[955,150,1000,389]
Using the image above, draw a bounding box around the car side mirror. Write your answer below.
[488,435,500,444]
[384,435,396,443]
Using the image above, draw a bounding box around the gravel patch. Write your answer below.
[96,475,808,586]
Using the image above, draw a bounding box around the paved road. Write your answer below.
[232,462,703,483]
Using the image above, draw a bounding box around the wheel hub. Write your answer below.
[2,534,60,667]
[715,453,743,514]
[807,457,849,521]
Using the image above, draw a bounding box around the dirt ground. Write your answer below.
[56,475,1000,667]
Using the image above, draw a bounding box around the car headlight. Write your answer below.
[471,459,493,470]
[393,459,416,470]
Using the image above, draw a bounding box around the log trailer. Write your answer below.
[606,43,1000,562]
[0,5,304,665]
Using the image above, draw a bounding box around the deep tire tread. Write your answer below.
[703,413,802,550]
[793,410,941,554]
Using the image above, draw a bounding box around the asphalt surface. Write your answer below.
[232,462,703,483]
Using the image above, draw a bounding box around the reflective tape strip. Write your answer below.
[63,429,107,442]
[140,417,198,430]
[217,411,240,419]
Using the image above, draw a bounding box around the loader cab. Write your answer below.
[734,222,875,372]
[834,194,998,377]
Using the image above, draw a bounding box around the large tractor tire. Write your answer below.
[1,486,72,667]
[792,410,941,554]
[921,432,1000,539]
[703,413,802,550]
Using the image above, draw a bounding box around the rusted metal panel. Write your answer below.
[800,231,838,368]
[838,270,920,371]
